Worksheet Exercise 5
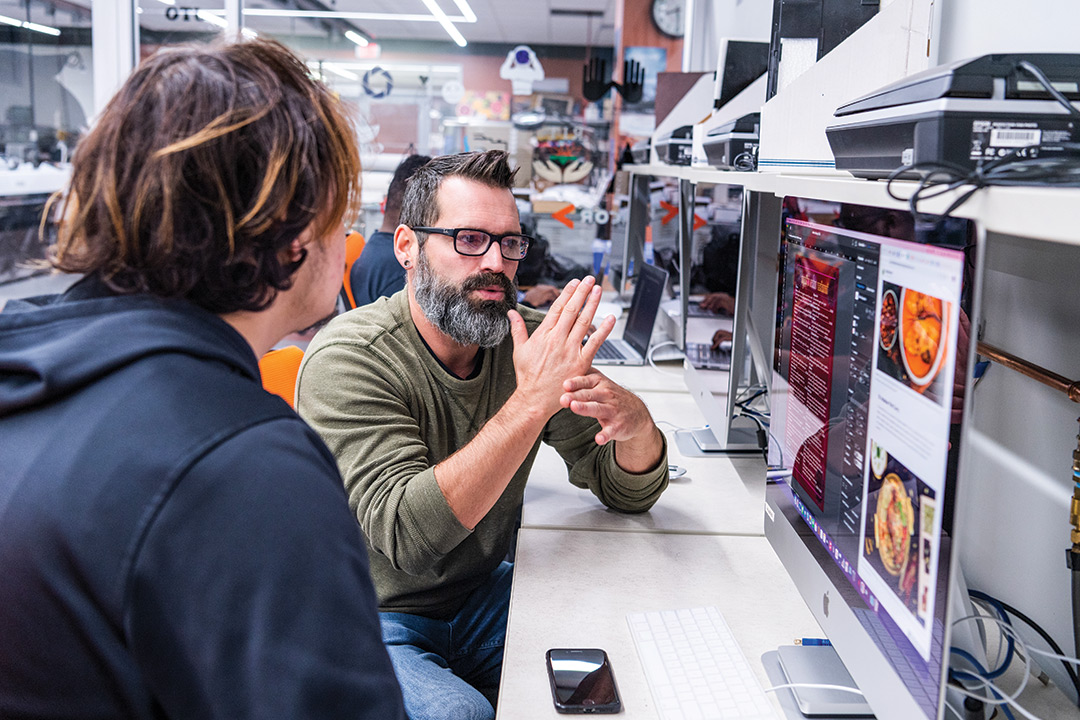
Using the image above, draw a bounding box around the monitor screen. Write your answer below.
[766,196,978,720]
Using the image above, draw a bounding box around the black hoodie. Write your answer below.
[0,277,404,719]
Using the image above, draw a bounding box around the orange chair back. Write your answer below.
[259,345,305,409]
[342,231,366,309]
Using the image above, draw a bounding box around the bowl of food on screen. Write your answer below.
[870,441,887,479]
[879,289,898,353]
[899,289,947,386]
[874,473,913,577]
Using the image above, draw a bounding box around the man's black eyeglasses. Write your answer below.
[411,227,531,261]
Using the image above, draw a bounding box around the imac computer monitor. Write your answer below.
[677,180,761,455]
[765,196,980,720]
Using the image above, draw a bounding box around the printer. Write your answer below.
[702,113,760,170]
[630,138,651,165]
[826,53,1080,179]
[654,125,694,166]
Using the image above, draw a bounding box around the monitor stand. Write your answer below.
[762,646,875,719]
[674,423,761,457]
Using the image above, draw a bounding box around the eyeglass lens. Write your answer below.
[455,229,527,259]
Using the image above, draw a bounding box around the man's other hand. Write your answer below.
[560,369,654,446]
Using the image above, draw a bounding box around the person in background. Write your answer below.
[0,39,403,719]
[350,153,432,307]
[296,150,668,720]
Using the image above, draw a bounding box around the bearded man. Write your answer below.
[296,150,668,720]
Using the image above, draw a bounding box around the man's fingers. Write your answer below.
[543,278,581,324]
[570,284,603,341]
[580,313,617,363]
[508,309,529,348]
[555,276,598,332]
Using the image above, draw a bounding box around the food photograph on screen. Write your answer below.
[875,281,952,406]
[860,441,938,627]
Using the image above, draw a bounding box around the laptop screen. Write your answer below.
[623,263,668,357]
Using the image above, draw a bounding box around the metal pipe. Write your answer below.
[977,341,1080,403]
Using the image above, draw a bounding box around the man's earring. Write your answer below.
[403,260,410,267]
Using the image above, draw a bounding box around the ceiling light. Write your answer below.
[0,13,61,36]
[235,9,473,22]
[156,0,176,5]
[344,30,369,47]
[322,64,360,81]
[451,0,477,23]
[419,0,467,47]
[196,9,228,29]
[316,62,461,74]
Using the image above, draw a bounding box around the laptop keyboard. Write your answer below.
[595,341,628,360]
[627,606,777,720]
[685,342,731,370]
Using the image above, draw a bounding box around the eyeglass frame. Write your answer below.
[410,226,532,261]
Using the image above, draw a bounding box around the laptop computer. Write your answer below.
[592,263,668,366]
[684,340,732,370]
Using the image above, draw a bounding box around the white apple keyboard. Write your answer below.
[627,606,777,720]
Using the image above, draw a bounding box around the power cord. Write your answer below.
[950,610,1080,719]
[646,340,685,376]
[969,588,1080,702]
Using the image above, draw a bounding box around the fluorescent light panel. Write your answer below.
[235,9,474,22]
[322,63,360,81]
[344,29,369,47]
[419,0,466,47]
[0,13,60,35]
[196,9,229,29]
[451,0,477,23]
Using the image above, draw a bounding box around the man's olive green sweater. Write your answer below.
[296,290,669,619]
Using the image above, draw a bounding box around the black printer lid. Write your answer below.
[707,112,760,137]
[834,53,1080,116]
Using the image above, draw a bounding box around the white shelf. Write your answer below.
[623,163,1080,247]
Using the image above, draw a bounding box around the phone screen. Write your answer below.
[546,648,621,713]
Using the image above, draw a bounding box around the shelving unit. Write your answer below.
[625,163,1080,246]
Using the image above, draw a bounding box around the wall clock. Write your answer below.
[651,0,685,39]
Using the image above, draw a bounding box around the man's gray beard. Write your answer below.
[413,250,517,348]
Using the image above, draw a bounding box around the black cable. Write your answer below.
[1017,60,1080,118]
[968,588,1080,703]
[884,59,1080,220]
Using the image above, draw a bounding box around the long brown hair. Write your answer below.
[51,38,361,314]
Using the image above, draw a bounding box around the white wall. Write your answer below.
[935,0,1080,65]
[684,0,773,72]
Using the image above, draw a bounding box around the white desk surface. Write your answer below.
[523,390,767,536]
[496,528,822,719]
[597,361,691,395]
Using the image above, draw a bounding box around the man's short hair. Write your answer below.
[50,39,361,314]
[383,154,432,223]
[398,150,518,238]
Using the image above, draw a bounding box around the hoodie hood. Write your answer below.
[0,276,258,418]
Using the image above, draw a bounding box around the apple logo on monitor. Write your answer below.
[823,591,830,618]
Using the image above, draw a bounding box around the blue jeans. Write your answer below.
[380,562,513,720]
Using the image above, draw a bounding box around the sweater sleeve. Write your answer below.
[543,405,670,513]
[124,418,404,720]
[296,338,472,576]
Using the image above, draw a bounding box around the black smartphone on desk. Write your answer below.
[546,648,622,713]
